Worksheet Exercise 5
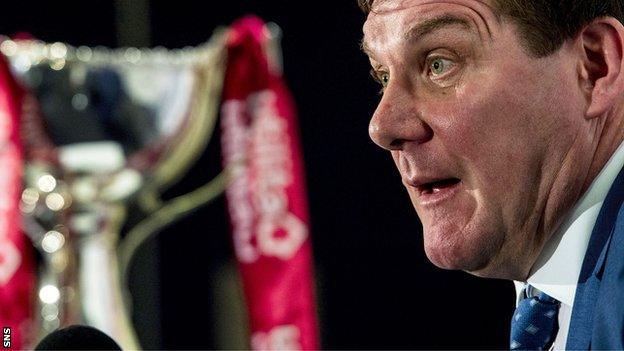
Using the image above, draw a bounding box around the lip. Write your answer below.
[406,177,462,207]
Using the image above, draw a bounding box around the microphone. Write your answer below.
[35,325,122,350]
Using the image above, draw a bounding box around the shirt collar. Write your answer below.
[514,140,624,306]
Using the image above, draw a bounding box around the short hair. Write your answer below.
[358,0,624,57]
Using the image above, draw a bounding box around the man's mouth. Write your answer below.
[416,178,461,196]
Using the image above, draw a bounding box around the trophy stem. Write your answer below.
[77,203,141,350]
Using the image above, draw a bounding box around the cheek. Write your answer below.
[443,65,571,165]
[428,54,575,150]
[421,87,530,196]
[420,63,578,225]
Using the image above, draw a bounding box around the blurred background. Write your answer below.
[0,0,514,349]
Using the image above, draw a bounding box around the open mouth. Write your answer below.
[418,178,461,195]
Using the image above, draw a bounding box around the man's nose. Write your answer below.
[368,86,433,151]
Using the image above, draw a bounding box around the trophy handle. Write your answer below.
[137,30,227,213]
[117,163,236,287]
[265,22,284,75]
[121,21,285,293]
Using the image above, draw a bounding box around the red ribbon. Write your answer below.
[0,54,36,350]
[221,16,319,350]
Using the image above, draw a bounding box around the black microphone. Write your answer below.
[35,325,122,350]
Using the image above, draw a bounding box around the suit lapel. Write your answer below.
[567,165,624,349]
[591,190,624,349]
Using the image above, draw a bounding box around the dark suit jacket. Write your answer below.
[567,165,624,349]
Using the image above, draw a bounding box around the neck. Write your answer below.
[517,104,624,282]
[584,103,624,192]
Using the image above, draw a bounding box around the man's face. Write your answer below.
[363,0,593,279]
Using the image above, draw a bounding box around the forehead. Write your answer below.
[370,0,494,12]
[362,0,499,57]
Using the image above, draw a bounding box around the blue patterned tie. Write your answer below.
[510,286,560,350]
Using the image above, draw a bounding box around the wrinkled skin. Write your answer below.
[362,0,612,279]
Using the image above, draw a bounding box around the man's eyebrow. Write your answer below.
[360,40,373,58]
[404,15,471,41]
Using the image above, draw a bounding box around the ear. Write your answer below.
[578,18,624,119]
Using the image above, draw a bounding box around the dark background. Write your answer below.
[0,0,514,349]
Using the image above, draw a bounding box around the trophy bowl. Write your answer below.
[2,32,227,349]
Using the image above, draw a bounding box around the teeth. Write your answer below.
[432,188,441,193]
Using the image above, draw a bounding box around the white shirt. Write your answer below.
[514,140,624,350]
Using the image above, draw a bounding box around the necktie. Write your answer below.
[510,286,560,350]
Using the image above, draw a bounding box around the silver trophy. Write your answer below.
[2,30,231,349]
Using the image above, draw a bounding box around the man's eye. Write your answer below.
[428,58,454,77]
[379,72,390,87]
[370,69,390,88]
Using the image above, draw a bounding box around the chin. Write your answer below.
[424,243,490,272]
[422,226,501,274]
